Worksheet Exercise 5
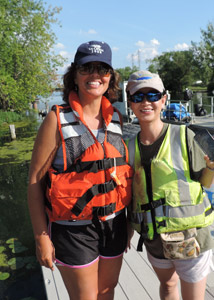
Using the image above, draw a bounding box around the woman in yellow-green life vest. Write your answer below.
[126,70,214,300]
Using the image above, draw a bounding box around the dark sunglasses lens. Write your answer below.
[130,93,162,103]
[77,64,90,74]
[97,65,110,76]
[78,63,111,76]
[147,93,162,102]
[130,94,143,103]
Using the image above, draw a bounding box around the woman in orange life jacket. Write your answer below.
[27,41,133,300]
[126,70,214,300]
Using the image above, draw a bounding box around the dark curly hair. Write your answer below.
[62,63,121,103]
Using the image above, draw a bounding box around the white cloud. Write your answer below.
[56,50,74,73]
[88,29,97,34]
[174,43,189,50]
[136,41,145,48]
[112,47,119,51]
[55,43,65,49]
[127,39,160,67]
[57,63,71,74]
[151,39,160,46]
[59,50,69,57]
[79,29,97,35]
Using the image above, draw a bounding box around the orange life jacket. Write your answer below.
[45,92,133,222]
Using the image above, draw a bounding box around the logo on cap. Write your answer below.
[137,76,152,81]
[88,44,104,54]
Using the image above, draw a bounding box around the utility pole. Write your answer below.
[138,49,141,70]
[131,54,134,69]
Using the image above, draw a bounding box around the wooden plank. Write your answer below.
[122,247,159,300]
[206,287,214,300]
[115,282,129,300]
[41,266,69,300]
[117,258,151,300]
[206,286,214,300]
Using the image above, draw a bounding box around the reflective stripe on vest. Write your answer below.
[59,110,122,139]
[170,125,191,205]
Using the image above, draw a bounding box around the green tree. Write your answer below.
[148,50,197,98]
[191,22,214,95]
[116,66,139,82]
[0,0,64,111]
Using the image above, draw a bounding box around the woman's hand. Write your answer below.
[204,155,214,171]
[36,234,56,271]
[200,155,214,187]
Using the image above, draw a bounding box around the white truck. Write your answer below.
[113,81,135,122]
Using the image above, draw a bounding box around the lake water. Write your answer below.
[37,90,64,112]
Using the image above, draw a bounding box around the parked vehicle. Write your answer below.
[163,103,191,123]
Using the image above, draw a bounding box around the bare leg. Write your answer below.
[98,255,123,300]
[152,266,180,300]
[57,260,99,300]
[180,276,207,300]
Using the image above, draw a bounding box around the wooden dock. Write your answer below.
[42,229,214,300]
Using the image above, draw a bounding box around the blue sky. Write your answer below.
[43,0,214,73]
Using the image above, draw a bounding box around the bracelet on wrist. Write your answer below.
[207,165,214,171]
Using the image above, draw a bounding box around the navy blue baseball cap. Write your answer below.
[74,41,112,68]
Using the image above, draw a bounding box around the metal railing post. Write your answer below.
[211,97,213,117]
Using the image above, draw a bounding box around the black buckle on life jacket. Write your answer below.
[93,202,116,217]
[57,157,126,174]
[71,180,117,216]
[141,198,165,211]
[156,220,166,228]
[98,180,116,194]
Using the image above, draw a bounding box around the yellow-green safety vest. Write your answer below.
[127,124,214,240]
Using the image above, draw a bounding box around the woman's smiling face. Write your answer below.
[75,62,111,100]
[130,88,166,124]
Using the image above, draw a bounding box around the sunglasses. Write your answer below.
[77,63,112,77]
[129,92,163,103]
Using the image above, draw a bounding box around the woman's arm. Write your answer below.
[28,110,60,270]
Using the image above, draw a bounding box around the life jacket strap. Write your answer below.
[71,180,117,216]
[54,157,126,174]
[93,202,116,217]
[137,220,149,251]
[137,235,145,252]
[141,198,165,211]
[205,206,214,216]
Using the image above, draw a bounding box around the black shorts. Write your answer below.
[49,210,127,268]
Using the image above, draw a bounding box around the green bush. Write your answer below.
[0,111,24,124]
